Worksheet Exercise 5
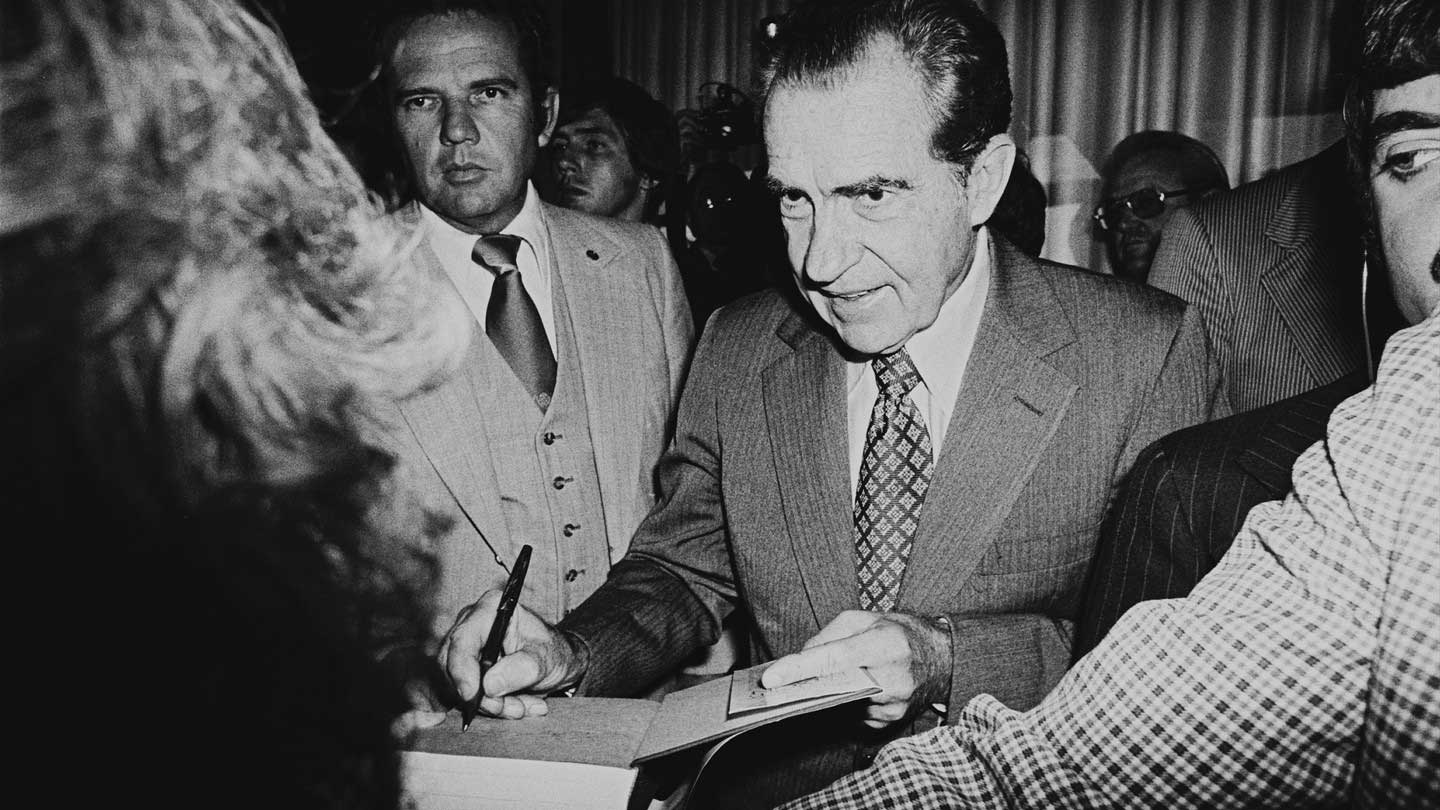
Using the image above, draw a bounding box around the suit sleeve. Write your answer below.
[1073,443,1204,658]
[1149,208,1234,408]
[941,301,1226,715]
[557,319,736,697]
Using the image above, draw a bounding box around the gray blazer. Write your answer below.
[1148,142,1372,412]
[560,238,1225,807]
[393,203,693,628]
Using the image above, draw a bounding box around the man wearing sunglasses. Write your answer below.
[1094,130,1230,283]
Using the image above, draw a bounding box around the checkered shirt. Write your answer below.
[783,313,1440,809]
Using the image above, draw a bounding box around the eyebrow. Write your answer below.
[1370,111,1440,145]
[393,76,520,101]
[763,174,913,197]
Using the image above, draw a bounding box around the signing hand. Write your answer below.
[437,589,589,720]
[761,610,951,729]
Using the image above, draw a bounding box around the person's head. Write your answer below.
[378,0,558,234]
[545,77,679,223]
[1345,0,1440,325]
[760,0,1016,358]
[1094,130,1229,283]
[988,148,1047,257]
[3,0,467,803]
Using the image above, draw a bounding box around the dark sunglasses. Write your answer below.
[1092,187,1198,231]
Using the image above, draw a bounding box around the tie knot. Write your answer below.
[472,233,523,275]
[871,349,922,399]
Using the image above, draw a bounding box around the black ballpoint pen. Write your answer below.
[461,544,532,732]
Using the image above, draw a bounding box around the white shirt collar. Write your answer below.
[418,182,551,288]
[847,227,994,407]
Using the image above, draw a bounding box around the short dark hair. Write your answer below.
[1344,0,1439,184]
[560,77,680,184]
[1099,130,1230,199]
[759,0,1012,177]
[375,0,551,99]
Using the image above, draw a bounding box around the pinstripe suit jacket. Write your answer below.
[1073,370,1368,656]
[559,239,1225,808]
[1149,143,1367,413]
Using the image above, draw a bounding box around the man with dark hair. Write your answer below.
[543,76,680,225]
[787,0,1439,805]
[439,1,1221,806]
[375,0,695,632]
[1094,130,1230,283]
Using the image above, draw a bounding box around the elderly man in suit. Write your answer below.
[378,0,694,632]
[787,1,1440,805]
[440,1,1222,806]
[1149,140,1407,412]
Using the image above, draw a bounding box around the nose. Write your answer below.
[554,146,580,178]
[801,208,862,287]
[440,104,479,146]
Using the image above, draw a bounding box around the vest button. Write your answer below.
[565,568,584,582]
[563,523,581,537]
[553,475,573,490]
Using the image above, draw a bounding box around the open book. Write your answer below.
[402,662,880,809]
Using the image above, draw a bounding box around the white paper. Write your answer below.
[402,751,638,810]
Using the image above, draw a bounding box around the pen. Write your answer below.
[461,544,532,732]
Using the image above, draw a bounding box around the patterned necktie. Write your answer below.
[473,234,557,411]
[854,348,934,612]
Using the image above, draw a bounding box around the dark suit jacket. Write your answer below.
[1148,142,1386,413]
[559,238,1224,808]
[1074,371,1368,657]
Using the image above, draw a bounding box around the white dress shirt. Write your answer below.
[845,228,993,496]
[420,182,557,352]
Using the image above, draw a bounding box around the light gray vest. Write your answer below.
[472,269,614,618]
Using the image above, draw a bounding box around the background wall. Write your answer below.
[604,0,1352,270]
[261,0,1354,273]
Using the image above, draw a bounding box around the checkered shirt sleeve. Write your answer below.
[782,314,1440,810]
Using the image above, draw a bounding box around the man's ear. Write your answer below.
[537,87,559,147]
[965,133,1016,228]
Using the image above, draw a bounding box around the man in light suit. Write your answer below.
[441,1,1222,806]
[378,0,693,631]
[1149,141,1406,412]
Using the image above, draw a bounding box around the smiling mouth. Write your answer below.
[826,287,881,303]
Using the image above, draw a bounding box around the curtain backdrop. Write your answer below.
[608,0,1347,270]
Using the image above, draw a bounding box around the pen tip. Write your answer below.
[461,720,471,732]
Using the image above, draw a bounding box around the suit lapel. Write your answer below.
[545,206,638,540]
[899,245,1079,614]
[1260,160,1364,385]
[763,317,857,630]
[396,229,510,551]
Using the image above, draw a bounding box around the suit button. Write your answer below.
[563,523,581,537]
[552,475,573,490]
[543,431,561,445]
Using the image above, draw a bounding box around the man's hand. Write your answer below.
[761,610,952,729]
[437,589,590,720]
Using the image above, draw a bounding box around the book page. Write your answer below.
[727,663,879,716]
[632,663,881,763]
[402,752,638,810]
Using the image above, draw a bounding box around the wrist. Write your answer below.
[925,615,954,712]
[557,629,591,694]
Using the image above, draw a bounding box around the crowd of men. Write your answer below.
[3,0,1435,808]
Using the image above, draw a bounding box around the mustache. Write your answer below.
[1431,249,1439,283]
